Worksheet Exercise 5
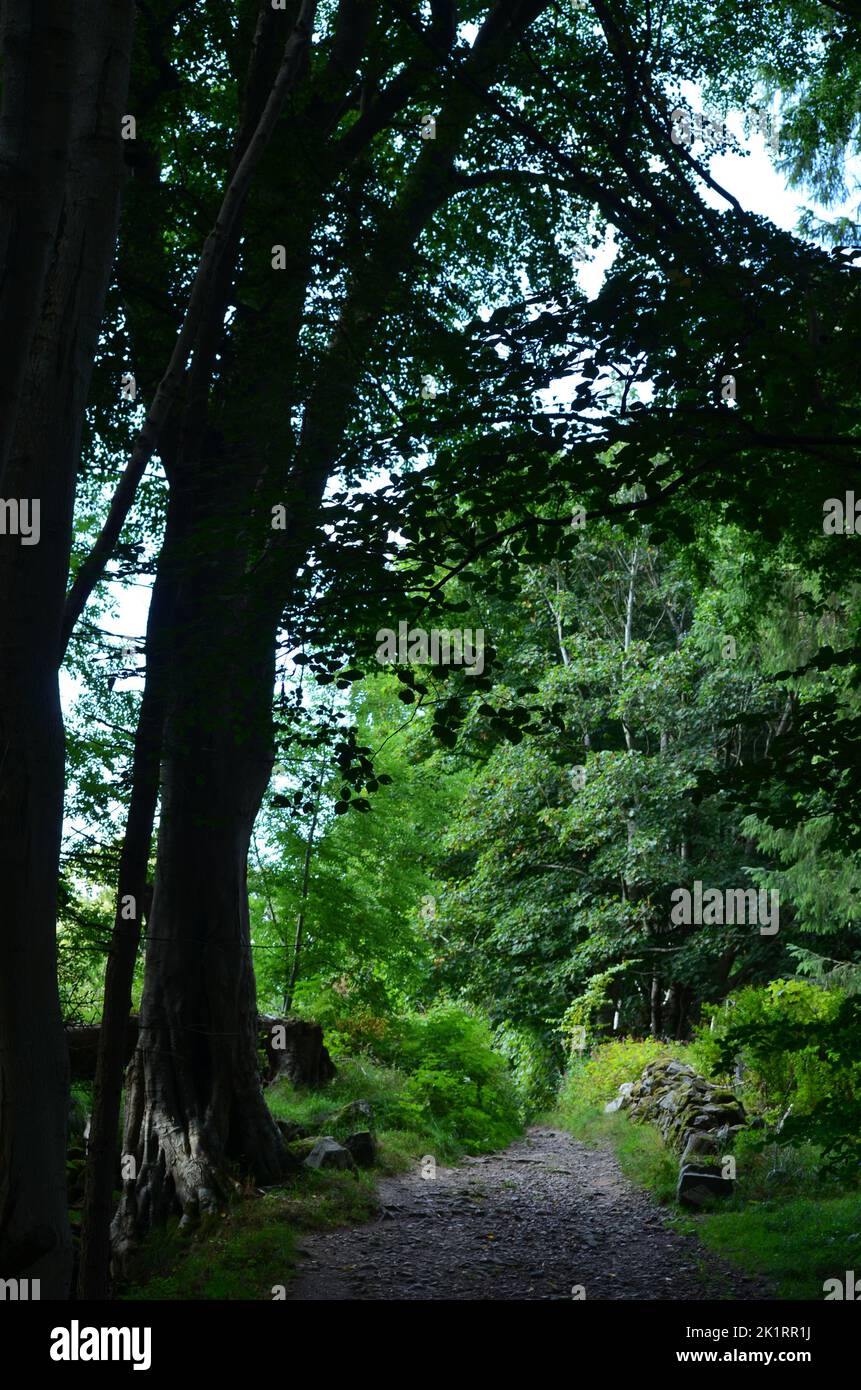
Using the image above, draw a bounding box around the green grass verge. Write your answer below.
[678,1196,861,1300]
[121,1168,378,1300]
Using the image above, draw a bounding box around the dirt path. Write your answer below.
[289,1126,773,1301]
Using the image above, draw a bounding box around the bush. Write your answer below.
[321,1008,392,1060]
[493,1021,560,1116]
[267,1056,410,1134]
[290,978,395,1060]
[690,980,843,1122]
[558,1036,694,1113]
[392,1005,522,1153]
[690,981,861,1180]
[268,1005,523,1157]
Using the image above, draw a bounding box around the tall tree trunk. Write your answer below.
[0,0,134,1298]
[0,659,71,1295]
[76,548,176,1299]
[664,980,682,1039]
[72,7,322,1289]
[109,0,552,1264]
[112,586,293,1263]
[283,761,325,1014]
[674,984,692,1040]
[0,0,76,480]
[621,543,640,751]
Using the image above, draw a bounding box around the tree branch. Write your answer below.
[60,0,319,655]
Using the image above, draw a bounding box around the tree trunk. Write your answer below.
[66,1019,139,1084]
[76,546,176,1298]
[283,760,325,1014]
[0,668,71,1296]
[674,984,693,1040]
[664,980,682,1039]
[649,974,662,1038]
[0,0,134,1298]
[108,0,551,1269]
[260,1018,335,1089]
[0,0,76,479]
[621,543,640,751]
[112,594,294,1265]
[74,7,323,1293]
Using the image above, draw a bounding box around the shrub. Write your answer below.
[558,1036,694,1113]
[393,1005,522,1153]
[493,1021,560,1116]
[267,1056,410,1133]
[322,1009,392,1060]
[690,981,861,1180]
[290,978,395,1060]
[690,979,843,1122]
[268,1005,523,1157]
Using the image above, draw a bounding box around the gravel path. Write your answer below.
[289,1126,773,1301]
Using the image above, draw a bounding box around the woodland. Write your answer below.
[1,0,861,1308]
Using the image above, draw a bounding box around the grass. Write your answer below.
[122,1169,379,1300]
[265,1056,406,1132]
[681,1195,861,1300]
[266,1054,474,1166]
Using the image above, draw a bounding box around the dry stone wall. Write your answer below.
[604,1056,746,1208]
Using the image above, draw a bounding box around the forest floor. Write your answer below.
[288,1125,774,1301]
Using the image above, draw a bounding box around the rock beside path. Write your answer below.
[304,1137,356,1172]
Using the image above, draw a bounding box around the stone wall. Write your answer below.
[604,1056,746,1208]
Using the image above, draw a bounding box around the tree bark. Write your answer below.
[260,1018,335,1089]
[0,0,134,1299]
[76,548,176,1298]
[111,575,294,1263]
[66,1019,139,1084]
[649,973,662,1038]
[0,0,76,482]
